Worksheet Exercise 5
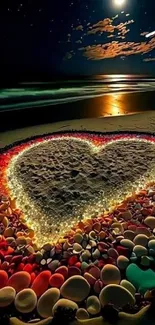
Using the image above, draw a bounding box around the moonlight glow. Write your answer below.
[113,0,126,6]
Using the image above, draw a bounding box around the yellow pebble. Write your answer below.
[2,217,9,228]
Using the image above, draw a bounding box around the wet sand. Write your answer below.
[0,90,155,132]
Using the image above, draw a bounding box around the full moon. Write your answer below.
[113,0,126,6]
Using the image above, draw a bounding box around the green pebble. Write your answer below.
[126,263,155,294]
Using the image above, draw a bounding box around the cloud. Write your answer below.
[79,37,155,60]
[76,25,83,31]
[76,40,82,44]
[87,18,134,37]
[140,32,148,36]
[143,57,155,62]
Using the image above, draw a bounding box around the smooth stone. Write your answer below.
[16,237,27,246]
[86,296,101,315]
[124,230,135,241]
[100,264,121,285]
[49,274,64,288]
[52,298,78,316]
[99,284,135,308]
[94,280,103,294]
[133,245,148,257]
[80,250,91,262]
[120,239,135,250]
[68,266,81,277]
[120,280,136,296]
[76,308,89,320]
[117,256,129,270]
[31,271,51,297]
[93,222,101,232]
[149,248,155,256]
[73,233,83,244]
[55,266,68,279]
[15,289,37,313]
[3,227,14,237]
[60,275,90,302]
[7,272,31,292]
[126,263,155,294]
[0,286,16,307]
[0,270,8,289]
[120,211,132,221]
[84,273,96,286]
[133,234,148,247]
[37,288,60,318]
[42,244,52,251]
[81,262,89,270]
[141,256,150,267]
[111,223,123,232]
[136,227,151,237]
[108,248,119,259]
[148,239,155,250]
[88,266,100,279]
[73,243,83,254]
[35,252,43,264]
[92,249,100,259]
[144,216,155,229]
[48,260,59,272]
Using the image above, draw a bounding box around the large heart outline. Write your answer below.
[5,133,155,245]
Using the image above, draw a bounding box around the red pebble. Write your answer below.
[7,271,31,292]
[116,246,129,257]
[97,260,105,269]
[12,255,23,264]
[0,270,8,288]
[68,255,78,266]
[68,266,81,277]
[23,264,33,273]
[74,262,81,269]
[49,273,64,288]
[30,272,36,284]
[55,266,68,279]
[94,280,104,294]
[31,271,51,297]
[16,263,24,271]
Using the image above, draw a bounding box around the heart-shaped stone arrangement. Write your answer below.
[6,133,155,244]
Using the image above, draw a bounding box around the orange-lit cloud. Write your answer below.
[79,37,155,60]
[87,18,134,38]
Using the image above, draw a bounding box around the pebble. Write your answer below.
[136,227,151,237]
[92,249,100,259]
[133,234,148,247]
[141,256,150,267]
[88,266,100,279]
[60,275,90,302]
[100,264,121,285]
[148,239,155,250]
[7,271,31,292]
[133,245,148,257]
[68,266,81,277]
[49,274,64,288]
[0,286,16,307]
[3,227,14,237]
[94,280,103,294]
[73,243,83,254]
[120,239,135,250]
[80,250,91,262]
[120,280,136,296]
[120,211,132,221]
[117,256,129,270]
[126,263,155,294]
[124,230,135,241]
[48,260,59,272]
[76,308,89,320]
[99,284,135,308]
[52,298,78,316]
[86,295,101,315]
[144,216,155,229]
[31,271,51,297]
[15,289,37,313]
[55,266,68,279]
[107,248,119,259]
[116,246,129,257]
[37,288,60,318]
[73,233,83,244]
[0,270,8,288]
[84,273,96,286]
[16,236,27,246]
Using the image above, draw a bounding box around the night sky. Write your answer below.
[1,0,155,79]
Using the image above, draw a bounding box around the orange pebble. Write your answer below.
[31,271,51,297]
[7,271,31,292]
[49,273,64,288]
[0,270,8,289]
